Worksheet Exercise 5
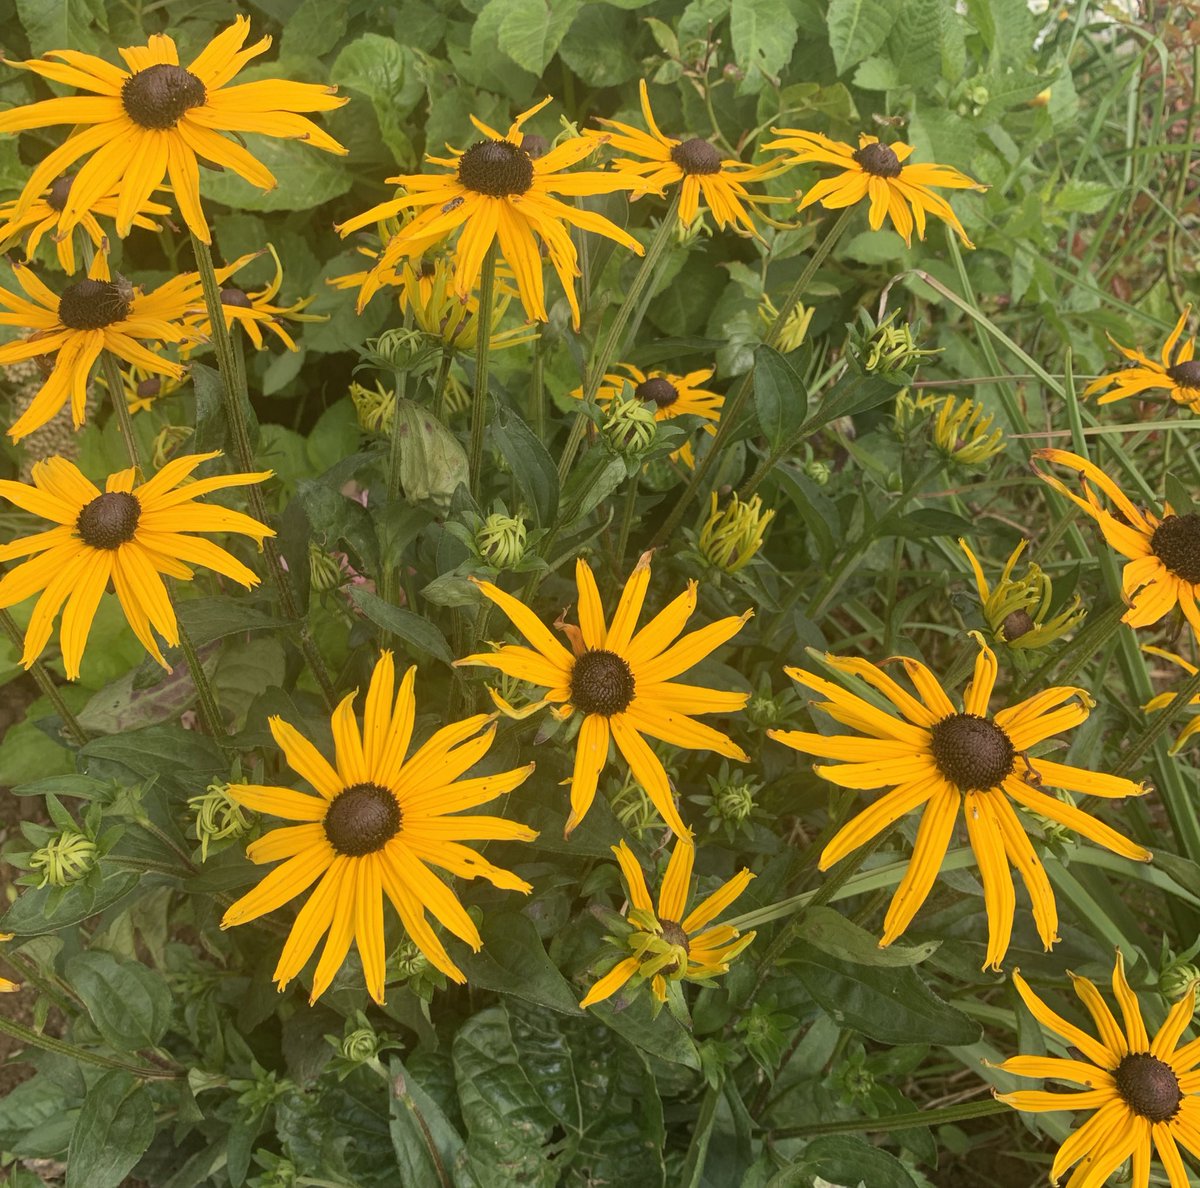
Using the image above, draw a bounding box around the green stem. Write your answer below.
[431,345,454,423]
[650,207,853,550]
[614,475,639,566]
[557,194,681,484]
[768,1097,1010,1139]
[1113,665,1200,777]
[98,349,227,740]
[0,609,89,747]
[189,232,336,709]
[530,332,546,443]
[0,1013,181,1080]
[469,245,498,500]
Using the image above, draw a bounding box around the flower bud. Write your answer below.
[340,1025,380,1063]
[699,491,775,574]
[932,394,1004,465]
[30,830,96,887]
[308,543,346,594]
[863,313,940,374]
[349,380,396,435]
[603,396,658,456]
[187,782,253,862]
[476,512,527,569]
[1159,961,1200,1000]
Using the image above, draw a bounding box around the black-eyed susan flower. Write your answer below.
[768,633,1150,970]
[580,838,755,1010]
[571,362,722,468]
[1035,447,1200,639]
[0,452,272,678]
[336,98,644,328]
[186,245,323,352]
[763,129,986,246]
[1084,306,1200,413]
[0,176,169,274]
[0,252,203,441]
[699,491,775,574]
[588,80,783,236]
[221,651,536,1004]
[0,16,347,244]
[995,952,1200,1188]
[961,538,1086,649]
[930,393,1005,465]
[456,552,751,839]
[1142,645,1200,754]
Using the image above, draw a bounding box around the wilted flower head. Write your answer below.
[349,380,396,435]
[699,491,775,573]
[960,538,1085,649]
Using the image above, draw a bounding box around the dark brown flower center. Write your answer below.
[458,140,534,197]
[58,279,131,330]
[929,712,1015,792]
[853,141,903,178]
[1001,610,1035,641]
[635,377,678,408]
[121,63,207,130]
[46,174,75,212]
[76,491,140,550]
[418,258,437,280]
[1167,360,1200,389]
[520,133,550,160]
[670,138,722,175]
[1114,1052,1182,1122]
[136,377,162,400]
[323,782,401,857]
[1151,513,1200,584]
[220,287,253,308]
[660,918,690,974]
[570,649,635,717]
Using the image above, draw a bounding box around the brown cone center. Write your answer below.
[58,279,131,330]
[1114,1052,1182,1123]
[323,782,401,857]
[76,491,140,550]
[635,377,678,408]
[1151,513,1200,585]
[220,287,254,308]
[1167,360,1200,390]
[853,142,903,178]
[458,140,534,197]
[929,712,1015,792]
[121,63,207,129]
[46,174,75,212]
[570,649,635,717]
[1001,610,1035,641]
[670,138,722,175]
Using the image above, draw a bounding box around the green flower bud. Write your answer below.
[603,396,658,456]
[1159,962,1200,1000]
[699,491,775,574]
[30,830,96,887]
[863,313,940,374]
[476,512,527,569]
[340,1026,380,1063]
[187,782,253,863]
[308,543,345,594]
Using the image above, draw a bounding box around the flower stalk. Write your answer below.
[469,244,497,500]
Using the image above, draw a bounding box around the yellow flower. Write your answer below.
[1142,645,1200,754]
[398,256,536,352]
[98,361,183,415]
[570,362,723,467]
[221,651,537,1004]
[996,951,1200,1188]
[0,934,18,994]
[768,633,1150,970]
[0,251,203,441]
[931,394,1004,464]
[187,245,324,351]
[0,16,347,244]
[699,491,775,574]
[0,176,169,274]
[763,129,986,246]
[0,452,272,678]
[588,80,783,236]
[336,98,644,328]
[960,538,1085,649]
[456,551,751,839]
[1084,306,1200,413]
[580,839,755,1009]
[1035,447,1200,640]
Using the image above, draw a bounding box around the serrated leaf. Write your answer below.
[331,34,423,166]
[66,951,172,1051]
[346,587,454,665]
[497,0,583,74]
[176,597,288,648]
[66,1072,154,1188]
[389,1057,476,1187]
[827,0,902,75]
[754,344,809,450]
[730,0,798,90]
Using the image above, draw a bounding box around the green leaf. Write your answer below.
[66,1072,154,1188]
[792,943,981,1046]
[1,865,139,935]
[346,587,454,665]
[887,0,964,87]
[200,136,353,213]
[780,1135,919,1188]
[456,911,583,1015]
[15,0,101,56]
[795,906,939,967]
[191,362,258,455]
[730,0,799,90]
[890,507,976,540]
[591,994,702,1068]
[280,0,350,59]
[809,372,902,427]
[331,34,423,166]
[1052,179,1120,215]
[560,452,627,527]
[389,1057,476,1187]
[76,657,203,735]
[559,6,640,86]
[754,345,809,451]
[81,725,227,789]
[1164,474,1196,518]
[65,951,172,1051]
[826,0,902,75]
[490,402,560,527]
[176,597,288,648]
[497,0,583,74]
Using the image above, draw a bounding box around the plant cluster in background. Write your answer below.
[0,2,1196,1187]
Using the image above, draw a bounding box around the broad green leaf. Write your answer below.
[331,34,423,166]
[1053,180,1120,215]
[778,1135,920,1188]
[808,372,903,428]
[191,362,258,455]
[176,598,287,648]
[591,994,702,1069]
[559,6,640,86]
[0,1076,73,1146]
[792,942,981,1045]
[754,344,808,451]
[81,724,227,789]
[730,0,798,91]
[347,587,454,665]
[826,0,902,76]
[795,906,939,967]
[1,865,139,935]
[497,0,583,74]
[66,950,172,1051]
[280,0,350,59]
[389,1057,478,1187]
[66,1072,154,1188]
[76,657,203,735]
[490,401,560,526]
[15,0,101,56]
[200,136,353,213]
[891,507,976,540]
